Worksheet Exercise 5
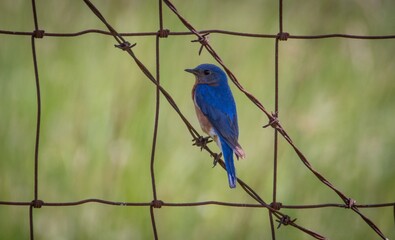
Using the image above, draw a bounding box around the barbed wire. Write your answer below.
[0,0,394,239]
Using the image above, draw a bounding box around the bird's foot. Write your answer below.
[193,136,212,151]
[212,153,222,168]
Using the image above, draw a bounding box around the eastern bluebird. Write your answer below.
[185,64,245,188]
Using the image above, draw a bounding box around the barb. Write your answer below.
[276,215,297,229]
[191,32,210,55]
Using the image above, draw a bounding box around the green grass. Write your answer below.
[1,0,395,239]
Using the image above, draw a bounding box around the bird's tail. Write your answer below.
[221,141,237,188]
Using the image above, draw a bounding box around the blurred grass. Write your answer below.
[1,0,395,239]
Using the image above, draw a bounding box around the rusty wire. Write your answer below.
[0,0,395,239]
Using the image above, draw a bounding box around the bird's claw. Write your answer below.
[212,153,222,168]
[193,136,212,151]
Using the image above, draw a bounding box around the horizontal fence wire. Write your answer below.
[1,199,394,209]
[2,29,395,39]
[0,0,394,239]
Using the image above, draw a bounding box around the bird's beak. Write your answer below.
[185,68,198,75]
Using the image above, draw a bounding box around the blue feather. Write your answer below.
[220,137,237,188]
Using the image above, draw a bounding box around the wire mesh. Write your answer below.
[0,0,394,239]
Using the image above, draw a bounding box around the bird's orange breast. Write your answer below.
[194,104,213,136]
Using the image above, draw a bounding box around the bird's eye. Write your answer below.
[203,70,211,75]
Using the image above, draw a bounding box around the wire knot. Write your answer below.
[114,41,137,51]
[157,29,170,38]
[32,30,45,38]
[151,200,164,208]
[263,112,279,129]
[192,136,212,151]
[277,32,289,41]
[346,198,356,208]
[270,202,283,210]
[191,33,210,55]
[276,215,296,229]
[31,199,44,208]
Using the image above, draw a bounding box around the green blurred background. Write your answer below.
[1,0,394,239]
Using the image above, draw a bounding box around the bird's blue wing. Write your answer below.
[195,85,241,151]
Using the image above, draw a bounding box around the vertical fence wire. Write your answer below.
[268,0,283,238]
[0,0,394,239]
[148,1,167,238]
[29,0,44,239]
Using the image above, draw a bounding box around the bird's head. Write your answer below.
[185,64,228,86]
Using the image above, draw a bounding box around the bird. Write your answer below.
[185,64,245,188]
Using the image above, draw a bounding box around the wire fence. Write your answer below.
[1,0,395,239]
